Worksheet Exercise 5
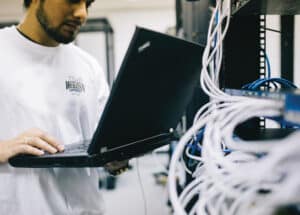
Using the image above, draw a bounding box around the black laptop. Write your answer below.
[9,27,204,168]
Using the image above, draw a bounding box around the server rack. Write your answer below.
[224,0,299,140]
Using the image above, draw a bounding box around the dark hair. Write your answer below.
[24,0,32,8]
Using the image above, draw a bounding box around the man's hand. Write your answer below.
[104,160,129,176]
[0,128,64,163]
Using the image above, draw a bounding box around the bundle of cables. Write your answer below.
[168,0,300,214]
[242,77,298,90]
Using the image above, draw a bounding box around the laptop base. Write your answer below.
[9,133,173,168]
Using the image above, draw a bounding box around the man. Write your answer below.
[0,0,126,214]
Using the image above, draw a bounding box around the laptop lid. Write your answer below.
[88,27,205,155]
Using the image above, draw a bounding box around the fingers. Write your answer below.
[105,160,129,169]
[23,136,58,154]
[13,128,64,156]
[40,134,64,152]
[109,167,129,176]
[0,139,45,163]
[15,144,45,157]
[0,129,64,163]
[24,128,64,152]
[105,160,130,176]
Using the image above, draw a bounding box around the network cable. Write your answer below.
[242,78,298,90]
[168,0,300,214]
[136,158,148,215]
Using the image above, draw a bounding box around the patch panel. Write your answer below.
[225,88,300,125]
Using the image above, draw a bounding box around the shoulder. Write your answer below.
[0,26,15,40]
[63,43,99,66]
[0,25,14,34]
[0,26,21,54]
[61,44,103,76]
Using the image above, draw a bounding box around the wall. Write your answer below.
[265,15,300,85]
[75,8,175,82]
[266,15,281,78]
[105,9,175,74]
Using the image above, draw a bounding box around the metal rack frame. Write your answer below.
[225,0,298,138]
[77,18,116,87]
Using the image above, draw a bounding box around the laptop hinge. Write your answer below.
[100,147,108,153]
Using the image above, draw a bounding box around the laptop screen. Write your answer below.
[88,27,205,154]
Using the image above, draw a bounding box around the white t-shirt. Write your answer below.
[0,26,109,215]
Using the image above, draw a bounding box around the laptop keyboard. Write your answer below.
[62,143,89,154]
[41,142,89,155]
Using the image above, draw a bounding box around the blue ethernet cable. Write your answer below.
[242,78,298,90]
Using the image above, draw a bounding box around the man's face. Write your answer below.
[36,0,94,44]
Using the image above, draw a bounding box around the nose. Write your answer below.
[72,2,88,22]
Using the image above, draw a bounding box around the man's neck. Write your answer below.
[17,13,59,47]
[16,27,40,44]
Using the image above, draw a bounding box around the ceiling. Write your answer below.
[0,0,175,22]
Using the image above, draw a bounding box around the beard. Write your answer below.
[36,2,80,44]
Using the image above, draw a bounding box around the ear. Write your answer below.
[27,0,41,10]
[31,0,41,7]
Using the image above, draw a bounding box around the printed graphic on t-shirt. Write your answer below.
[65,76,85,95]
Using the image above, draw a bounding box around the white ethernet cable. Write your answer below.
[168,0,300,214]
[168,0,234,213]
[168,96,299,215]
[200,0,232,100]
[169,99,280,214]
[198,101,300,215]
